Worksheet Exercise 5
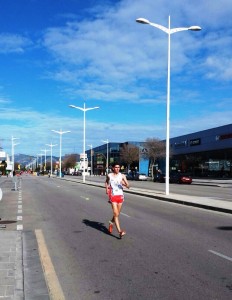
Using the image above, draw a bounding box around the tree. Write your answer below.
[143,138,166,164]
[62,154,79,169]
[120,144,139,171]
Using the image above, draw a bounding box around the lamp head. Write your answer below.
[188,26,201,31]
[136,18,150,25]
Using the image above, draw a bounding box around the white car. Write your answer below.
[137,173,148,181]
[82,171,90,176]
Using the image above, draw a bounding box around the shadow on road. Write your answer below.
[82,219,120,239]
[0,220,17,224]
[216,226,232,231]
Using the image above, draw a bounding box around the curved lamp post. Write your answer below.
[37,153,43,172]
[102,139,109,174]
[11,136,20,173]
[46,143,57,177]
[69,102,99,183]
[88,144,93,176]
[136,16,201,195]
[51,130,70,178]
[41,149,49,172]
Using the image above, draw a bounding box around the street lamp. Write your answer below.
[37,153,43,172]
[69,102,99,183]
[41,149,49,172]
[11,136,20,173]
[88,144,93,176]
[46,143,57,177]
[36,154,40,170]
[136,16,201,195]
[102,139,109,174]
[51,129,70,178]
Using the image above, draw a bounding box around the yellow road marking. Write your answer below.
[35,229,65,300]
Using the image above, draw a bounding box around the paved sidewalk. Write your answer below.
[0,231,23,300]
[0,177,49,300]
[60,176,232,214]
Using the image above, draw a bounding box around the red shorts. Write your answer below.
[108,188,124,204]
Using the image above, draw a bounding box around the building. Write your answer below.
[86,141,148,175]
[169,124,232,177]
[86,124,232,178]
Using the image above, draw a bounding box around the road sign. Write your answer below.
[0,151,6,158]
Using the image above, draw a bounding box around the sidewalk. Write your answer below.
[0,231,23,299]
[0,177,23,299]
[0,177,49,300]
[61,176,232,214]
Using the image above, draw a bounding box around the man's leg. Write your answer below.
[111,202,122,233]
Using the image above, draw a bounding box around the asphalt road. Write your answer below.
[21,175,232,299]
[71,175,232,201]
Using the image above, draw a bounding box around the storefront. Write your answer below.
[86,141,148,175]
[169,124,232,177]
[87,124,232,178]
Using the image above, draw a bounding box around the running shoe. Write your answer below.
[119,231,126,238]
[108,221,113,234]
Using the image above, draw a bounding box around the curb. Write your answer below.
[59,177,232,215]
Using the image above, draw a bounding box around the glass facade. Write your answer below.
[168,124,232,178]
[86,124,232,178]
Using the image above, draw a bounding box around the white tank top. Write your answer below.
[108,173,123,195]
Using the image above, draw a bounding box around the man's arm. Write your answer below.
[122,174,130,189]
[105,174,110,194]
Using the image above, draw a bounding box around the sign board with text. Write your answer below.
[0,152,6,158]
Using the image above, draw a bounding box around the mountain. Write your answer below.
[13,154,59,167]
[13,153,80,167]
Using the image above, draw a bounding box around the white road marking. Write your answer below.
[209,250,232,262]
[80,196,90,201]
[16,182,23,231]
[17,224,23,231]
[121,212,131,218]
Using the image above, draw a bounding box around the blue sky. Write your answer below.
[0,0,232,157]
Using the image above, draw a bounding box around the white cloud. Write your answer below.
[0,33,32,54]
[0,105,163,155]
[40,0,232,111]
[2,0,232,156]
[0,97,11,104]
[204,56,232,80]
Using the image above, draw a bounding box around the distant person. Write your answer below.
[12,171,18,191]
[105,162,130,238]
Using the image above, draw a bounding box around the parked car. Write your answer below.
[72,171,82,176]
[170,173,192,184]
[136,173,148,181]
[126,172,148,181]
[154,172,192,184]
[153,172,165,183]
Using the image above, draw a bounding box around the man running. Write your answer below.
[105,162,130,238]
